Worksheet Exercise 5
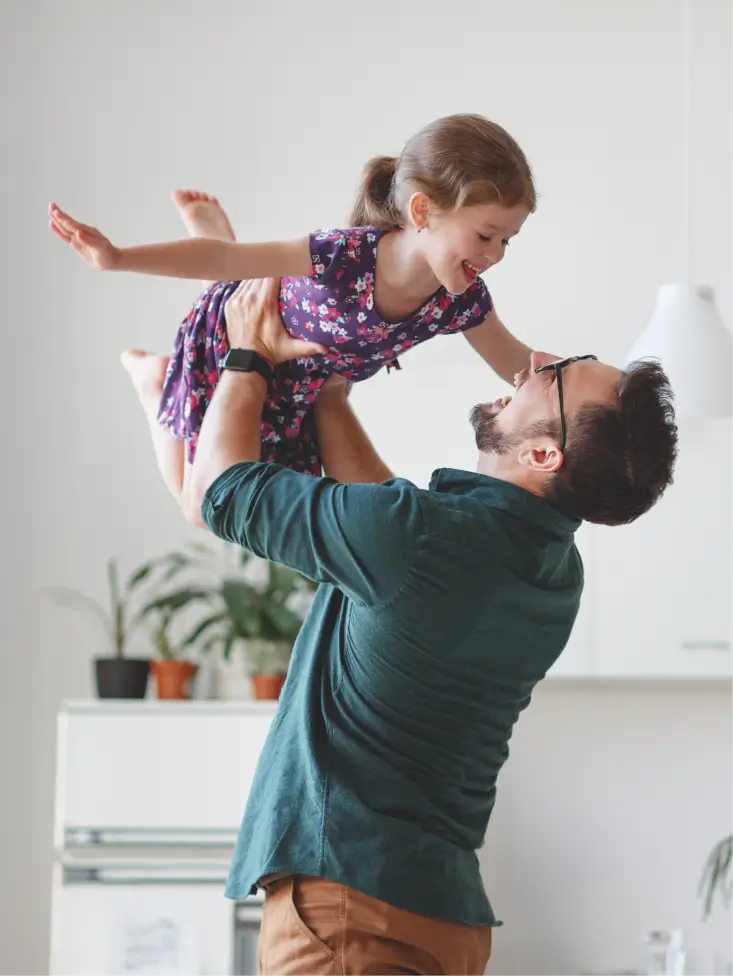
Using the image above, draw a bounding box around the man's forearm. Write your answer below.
[190,370,266,511]
[315,392,393,484]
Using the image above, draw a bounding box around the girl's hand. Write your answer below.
[48,202,121,270]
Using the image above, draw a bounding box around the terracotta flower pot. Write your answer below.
[251,674,286,700]
[151,660,198,700]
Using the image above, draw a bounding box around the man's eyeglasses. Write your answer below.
[534,355,599,452]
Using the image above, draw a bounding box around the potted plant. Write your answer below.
[699,833,732,918]
[139,543,316,701]
[43,558,154,699]
[243,636,293,701]
[147,608,199,700]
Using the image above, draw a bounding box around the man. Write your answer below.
[190,278,677,976]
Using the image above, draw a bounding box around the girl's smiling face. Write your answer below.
[412,198,530,295]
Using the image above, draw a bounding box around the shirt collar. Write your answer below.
[429,468,581,538]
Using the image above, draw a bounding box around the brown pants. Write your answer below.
[258,874,492,975]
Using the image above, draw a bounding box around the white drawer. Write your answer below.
[50,864,237,976]
[56,702,276,838]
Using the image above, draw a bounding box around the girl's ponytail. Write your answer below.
[349,116,536,230]
[349,155,400,228]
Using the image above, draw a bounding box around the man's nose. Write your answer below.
[530,351,560,371]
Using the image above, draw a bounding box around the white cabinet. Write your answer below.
[546,522,594,677]
[52,869,236,976]
[591,422,732,678]
[56,701,277,839]
[51,701,274,976]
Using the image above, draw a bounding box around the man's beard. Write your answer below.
[470,403,559,457]
[469,403,519,455]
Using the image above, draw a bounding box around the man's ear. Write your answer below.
[517,439,564,475]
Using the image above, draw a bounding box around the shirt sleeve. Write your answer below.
[457,277,494,333]
[309,229,349,285]
[201,461,424,607]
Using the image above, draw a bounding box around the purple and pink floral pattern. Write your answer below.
[158,227,493,474]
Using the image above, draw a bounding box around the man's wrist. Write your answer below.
[219,367,268,395]
[221,348,275,388]
[226,343,276,369]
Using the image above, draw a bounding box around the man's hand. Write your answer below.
[48,203,121,270]
[317,373,352,402]
[224,277,327,367]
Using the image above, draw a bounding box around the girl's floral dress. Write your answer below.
[158,227,493,474]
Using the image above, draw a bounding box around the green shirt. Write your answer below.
[202,462,582,926]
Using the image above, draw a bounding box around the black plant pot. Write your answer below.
[94,658,150,699]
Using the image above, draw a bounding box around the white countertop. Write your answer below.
[61,699,280,716]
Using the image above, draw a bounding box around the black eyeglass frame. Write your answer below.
[533,355,599,452]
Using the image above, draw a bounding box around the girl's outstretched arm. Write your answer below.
[463,306,532,385]
[49,203,312,280]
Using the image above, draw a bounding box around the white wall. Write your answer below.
[483,682,732,975]
[2,0,730,973]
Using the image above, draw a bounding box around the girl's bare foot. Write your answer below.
[121,348,170,415]
[171,190,236,289]
[171,189,236,243]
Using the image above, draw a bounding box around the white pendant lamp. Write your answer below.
[623,0,732,419]
[626,284,731,419]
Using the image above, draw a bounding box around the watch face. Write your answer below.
[227,349,256,369]
[224,349,273,378]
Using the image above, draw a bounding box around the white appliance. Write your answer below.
[50,700,277,976]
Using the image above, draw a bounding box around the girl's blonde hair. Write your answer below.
[349,114,536,229]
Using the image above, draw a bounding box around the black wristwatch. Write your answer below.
[220,348,274,386]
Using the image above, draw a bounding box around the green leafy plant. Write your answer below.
[148,608,179,661]
[699,834,732,919]
[42,557,155,658]
[137,542,316,671]
[242,638,293,677]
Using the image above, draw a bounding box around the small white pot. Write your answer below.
[212,642,252,701]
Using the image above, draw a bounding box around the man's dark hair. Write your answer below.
[548,359,678,526]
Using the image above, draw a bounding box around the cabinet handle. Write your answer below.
[681,640,731,651]
[62,866,229,885]
[64,827,238,847]
[236,904,265,922]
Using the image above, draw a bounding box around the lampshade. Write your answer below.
[624,283,732,419]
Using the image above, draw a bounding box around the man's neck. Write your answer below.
[475,452,544,499]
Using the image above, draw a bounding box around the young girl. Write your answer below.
[49,113,536,516]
